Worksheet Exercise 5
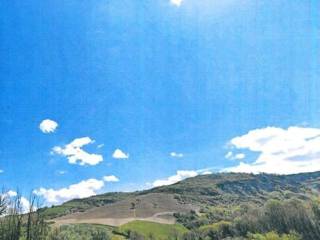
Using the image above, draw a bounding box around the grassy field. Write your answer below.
[117,220,189,239]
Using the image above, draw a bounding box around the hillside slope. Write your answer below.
[53,193,197,226]
[42,171,320,226]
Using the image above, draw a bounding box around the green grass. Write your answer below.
[117,221,189,239]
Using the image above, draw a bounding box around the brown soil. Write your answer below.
[53,193,198,226]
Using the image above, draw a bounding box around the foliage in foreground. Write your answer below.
[47,224,112,240]
[175,199,320,240]
[247,231,301,240]
[116,220,188,239]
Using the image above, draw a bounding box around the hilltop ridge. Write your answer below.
[39,171,320,227]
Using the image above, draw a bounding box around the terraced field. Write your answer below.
[53,193,198,226]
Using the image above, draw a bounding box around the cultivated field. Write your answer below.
[53,193,198,226]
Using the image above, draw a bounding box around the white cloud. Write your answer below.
[103,175,119,182]
[0,169,3,173]
[52,137,103,166]
[39,119,58,133]
[234,153,246,160]
[20,197,32,213]
[170,152,184,158]
[224,126,320,174]
[171,0,183,7]
[112,149,129,159]
[225,152,246,160]
[34,178,105,204]
[201,171,212,175]
[97,144,104,149]
[153,170,198,187]
[6,190,17,197]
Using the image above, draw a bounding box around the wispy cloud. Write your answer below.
[224,126,320,174]
[112,149,129,159]
[225,151,245,160]
[170,152,184,158]
[97,144,104,149]
[57,170,67,175]
[39,119,58,134]
[52,137,103,166]
[170,0,183,7]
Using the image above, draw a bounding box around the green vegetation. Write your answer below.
[116,221,188,239]
[39,192,136,219]
[174,199,320,239]
[47,224,112,240]
[2,171,320,239]
[150,172,320,207]
[247,232,301,240]
[41,171,320,220]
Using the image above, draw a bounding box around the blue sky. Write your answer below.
[1,0,320,204]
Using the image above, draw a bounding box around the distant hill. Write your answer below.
[40,171,320,227]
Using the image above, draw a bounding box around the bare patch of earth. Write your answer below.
[53,193,198,226]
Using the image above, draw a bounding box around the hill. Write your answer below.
[41,171,320,228]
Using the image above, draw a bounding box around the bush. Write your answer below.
[247,231,301,240]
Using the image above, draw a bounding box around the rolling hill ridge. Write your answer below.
[41,171,320,227]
